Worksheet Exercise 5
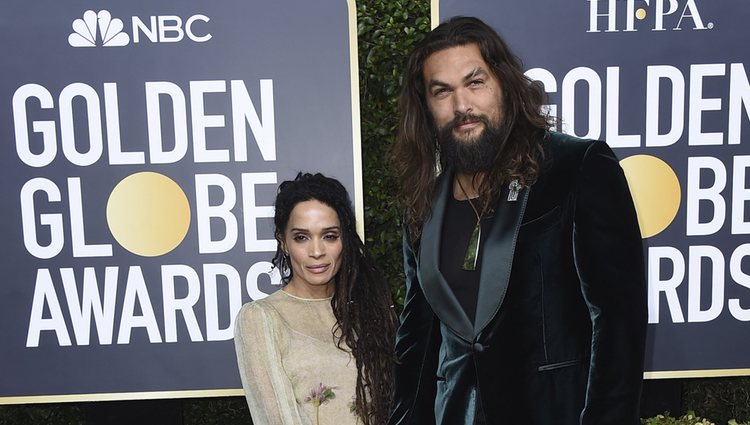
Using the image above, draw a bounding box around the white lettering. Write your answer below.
[732,155,750,235]
[687,245,724,322]
[525,68,558,129]
[13,84,57,167]
[729,243,750,321]
[674,0,706,30]
[191,80,228,163]
[232,79,276,162]
[104,83,145,165]
[158,16,184,43]
[59,83,103,166]
[20,178,64,259]
[203,263,243,341]
[61,267,118,345]
[26,269,72,347]
[561,67,601,139]
[646,65,685,147]
[242,172,277,252]
[688,64,725,146]
[195,174,238,254]
[686,156,726,236]
[145,81,189,164]
[185,15,212,42]
[587,0,617,32]
[246,261,280,300]
[606,67,640,147]
[117,266,162,344]
[654,0,679,31]
[648,246,685,324]
[728,63,750,145]
[68,177,113,257]
[162,264,204,343]
[132,16,158,43]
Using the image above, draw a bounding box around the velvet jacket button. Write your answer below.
[473,343,484,352]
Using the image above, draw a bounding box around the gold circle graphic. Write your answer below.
[619,155,681,239]
[636,8,647,20]
[107,172,191,257]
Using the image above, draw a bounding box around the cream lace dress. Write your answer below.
[234,289,359,425]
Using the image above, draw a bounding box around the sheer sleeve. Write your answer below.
[234,301,311,425]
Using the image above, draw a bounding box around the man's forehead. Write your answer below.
[423,44,493,82]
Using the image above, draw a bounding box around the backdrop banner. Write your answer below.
[0,0,361,402]
[436,0,750,378]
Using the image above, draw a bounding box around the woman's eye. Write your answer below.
[293,234,308,242]
[324,233,340,241]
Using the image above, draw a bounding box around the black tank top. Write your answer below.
[439,195,490,325]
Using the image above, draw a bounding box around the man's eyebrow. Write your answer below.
[464,67,488,82]
[427,78,450,90]
[426,67,489,91]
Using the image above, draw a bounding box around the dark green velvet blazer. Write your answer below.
[389,132,648,425]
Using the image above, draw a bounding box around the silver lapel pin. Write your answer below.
[508,179,522,202]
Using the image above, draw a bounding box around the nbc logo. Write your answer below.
[69,10,130,47]
[68,10,212,48]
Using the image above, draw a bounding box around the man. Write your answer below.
[389,16,647,425]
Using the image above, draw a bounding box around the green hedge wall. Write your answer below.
[358,0,430,305]
[0,1,747,424]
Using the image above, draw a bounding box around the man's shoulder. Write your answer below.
[542,131,620,166]
[537,132,612,181]
[543,131,599,154]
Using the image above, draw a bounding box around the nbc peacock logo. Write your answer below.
[67,10,212,46]
[68,10,130,47]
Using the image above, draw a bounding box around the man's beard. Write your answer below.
[437,113,504,174]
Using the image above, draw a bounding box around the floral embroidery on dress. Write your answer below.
[348,395,356,414]
[304,382,337,425]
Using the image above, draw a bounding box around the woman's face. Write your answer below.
[281,199,343,298]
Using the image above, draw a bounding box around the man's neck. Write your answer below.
[453,172,485,200]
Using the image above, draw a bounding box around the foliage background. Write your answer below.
[0,0,748,423]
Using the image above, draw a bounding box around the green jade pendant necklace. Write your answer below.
[456,178,485,271]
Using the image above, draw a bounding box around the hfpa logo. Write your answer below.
[587,0,713,32]
[68,10,212,47]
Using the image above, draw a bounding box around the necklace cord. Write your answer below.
[455,178,485,221]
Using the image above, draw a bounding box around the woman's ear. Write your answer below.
[276,236,287,255]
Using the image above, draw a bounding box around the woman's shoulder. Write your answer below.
[237,289,335,337]
[236,290,287,324]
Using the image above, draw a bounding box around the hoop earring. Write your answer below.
[280,253,292,279]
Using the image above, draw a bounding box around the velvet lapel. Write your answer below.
[418,172,474,342]
[474,182,529,337]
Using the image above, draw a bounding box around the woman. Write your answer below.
[234,172,397,425]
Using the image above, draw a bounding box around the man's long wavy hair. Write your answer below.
[272,173,397,425]
[393,16,553,243]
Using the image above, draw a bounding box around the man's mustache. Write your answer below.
[449,112,490,130]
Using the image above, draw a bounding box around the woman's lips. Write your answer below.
[306,264,330,273]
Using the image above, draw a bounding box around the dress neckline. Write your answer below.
[279,288,333,302]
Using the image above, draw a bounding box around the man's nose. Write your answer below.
[453,89,472,115]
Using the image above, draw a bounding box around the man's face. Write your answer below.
[423,43,504,145]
